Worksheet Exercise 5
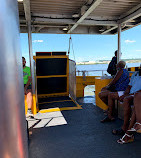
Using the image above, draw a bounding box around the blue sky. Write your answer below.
[20,25,141,66]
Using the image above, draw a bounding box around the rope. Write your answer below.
[68,34,77,73]
[71,37,76,62]
[68,34,76,61]
[68,35,71,55]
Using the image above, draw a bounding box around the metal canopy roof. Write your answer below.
[18,0,141,34]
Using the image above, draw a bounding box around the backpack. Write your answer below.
[107,57,117,76]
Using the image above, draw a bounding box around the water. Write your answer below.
[76,64,108,76]
[76,63,141,76]
[76,63,140,96]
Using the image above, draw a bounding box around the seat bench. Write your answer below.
[115,100,134,120]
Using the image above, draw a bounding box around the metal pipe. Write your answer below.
[82,71,86,81]
[28,22,35,94]
[76,69,107,76]
[0,0,28,157]
[117,24,121,63]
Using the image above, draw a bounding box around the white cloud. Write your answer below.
[135,50,141,52]
[32,40,43,43]
[125,40,136,43]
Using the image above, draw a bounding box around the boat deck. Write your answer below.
[29,96,141,158]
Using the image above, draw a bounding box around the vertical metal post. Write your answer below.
[28,23,35,94]
[0,0,28,157]
[117,24,121,63]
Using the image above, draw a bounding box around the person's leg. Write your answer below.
[107,92,119,119]
[101,91,119,123]
[128,107,136,130]
[132,93,141,132]
[118,93,141,144]
[117,107,136,144]
[26,89,33,109]
[122,95,134,131]
[99,90,110,105]
[134,92,141,123]
[112,94,133,135]
[26,88,33,117]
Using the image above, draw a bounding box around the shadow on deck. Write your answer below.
[29,96,141,158]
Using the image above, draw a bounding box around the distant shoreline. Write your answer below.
[76,59,141,65]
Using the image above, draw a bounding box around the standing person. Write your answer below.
[22,57,34,118]
[107,50,117,76]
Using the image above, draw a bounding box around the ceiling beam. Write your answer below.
[20,26,106,34]
[20,24,66,28]
[28,17,117,26]
[101,21,139,34]
[101,21,137,34]
[23,0,31,23]
[126,22,138,26]
[32,13,72,19]
[35,27,44,33]
[101,26,117,34]
[32,13,118,21]
[118,6,141,24]
[119,3,141,20]
[34,17,74,25]
[82,19,117,26]
[67,0,103,33]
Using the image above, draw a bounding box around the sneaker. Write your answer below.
[26,110,34,118]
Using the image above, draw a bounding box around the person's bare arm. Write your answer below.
[135,90,141,93]
[124,85,131,95]
[107,69,123,88]
[119,85,132,102]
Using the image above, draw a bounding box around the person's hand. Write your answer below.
[101,86,108,91]
[119,95,125,102]
[119,94,129,102]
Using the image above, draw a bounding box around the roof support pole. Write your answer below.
[117,24,121,63]
[23,0,35,94]
[27,23,35,94]
[0,0,28,157]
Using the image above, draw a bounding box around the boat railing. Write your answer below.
[76,70,108,77]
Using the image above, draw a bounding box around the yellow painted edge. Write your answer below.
[38,100,72,105]
[38,93,68,98]
[38,97,82,113]
[67,58,69,95]
[34,56,68,59]
[39,106,82,113]
[33,56,36,60]
[70,96,82,108]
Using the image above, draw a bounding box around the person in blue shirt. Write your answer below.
[104,69,141,136]
[99,61,129,119]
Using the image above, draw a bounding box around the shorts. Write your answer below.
[118,91,124,97]
[118,91,134,105]
[24,84,32,90]
[118,91,134,97]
